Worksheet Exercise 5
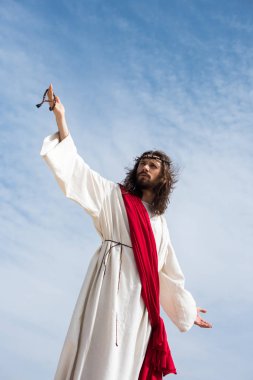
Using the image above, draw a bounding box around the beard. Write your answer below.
[136,178,153,190]
[136,174,161,190]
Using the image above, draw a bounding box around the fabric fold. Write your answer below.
[120,185,177,379]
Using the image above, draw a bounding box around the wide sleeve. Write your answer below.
[159,234,197,332]
[40,131,114,219]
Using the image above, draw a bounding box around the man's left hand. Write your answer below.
[194,307,212,328]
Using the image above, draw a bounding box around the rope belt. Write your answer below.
[102,239,132,278]
[102,239,132,347]
[104,239,132,248]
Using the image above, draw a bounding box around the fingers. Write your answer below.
[47,83,54,102]
[200,319,212,328]
[194,318,213,328]
[195,307,212,328]
[48,84,61,104]
[197,307,207,314]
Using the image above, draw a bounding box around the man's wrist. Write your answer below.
[55,113,65,123]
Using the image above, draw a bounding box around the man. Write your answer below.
[40,84,212,380]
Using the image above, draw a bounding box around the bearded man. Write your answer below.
[39,84,212,380]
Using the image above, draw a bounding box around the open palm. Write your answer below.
[194,307,212,328]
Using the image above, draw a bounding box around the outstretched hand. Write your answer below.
[194,307,212,328]
[47,83,65,120]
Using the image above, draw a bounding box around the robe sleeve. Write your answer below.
[40,131,114,219]
[159,234,197,332]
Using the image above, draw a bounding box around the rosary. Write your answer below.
[36,87,56,111]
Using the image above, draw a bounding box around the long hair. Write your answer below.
[122,150,178,215]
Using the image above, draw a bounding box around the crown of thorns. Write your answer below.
[135,153,170,165]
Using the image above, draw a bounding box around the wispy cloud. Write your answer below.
[1,1,253,379]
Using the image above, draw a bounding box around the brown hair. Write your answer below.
[122,150,178,215]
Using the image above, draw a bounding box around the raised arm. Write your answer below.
[47,83,69,142]
[40,84,115,220]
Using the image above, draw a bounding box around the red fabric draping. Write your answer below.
[120,185,177,379]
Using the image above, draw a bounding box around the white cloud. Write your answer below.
[1,1,253,379]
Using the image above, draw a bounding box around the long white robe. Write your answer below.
[40,132,197,380]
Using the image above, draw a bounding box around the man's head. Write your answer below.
[123,150,178,215]
[136,154,163,189]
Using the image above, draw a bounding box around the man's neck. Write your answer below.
[141,189,154,204]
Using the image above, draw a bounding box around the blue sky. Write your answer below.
[0,0,253,379]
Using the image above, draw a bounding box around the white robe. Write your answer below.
[40,132,197,380]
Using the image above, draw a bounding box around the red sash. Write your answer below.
[120,185,177,379]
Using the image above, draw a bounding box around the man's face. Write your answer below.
[136,157,162,190]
